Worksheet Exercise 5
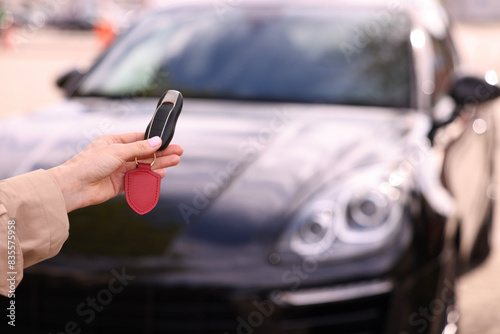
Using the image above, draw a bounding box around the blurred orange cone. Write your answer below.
[94,17,116,49]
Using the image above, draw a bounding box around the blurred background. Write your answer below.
[1,0,500,333]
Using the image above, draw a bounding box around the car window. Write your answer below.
[76,6,413,108]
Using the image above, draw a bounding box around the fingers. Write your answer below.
[152,169,167,178]
[112,136,162,162]
[156,144,184,157]
[123,145,182,175]
[151,151,181,178]
[107,132,145,144]
[114,137,183,161]
[106,133,184,156]
[97,132,183,167]
[136,151,181,168]
[127,144,183,165]
[154,153,181,169]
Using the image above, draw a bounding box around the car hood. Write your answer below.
[0,98,431,278]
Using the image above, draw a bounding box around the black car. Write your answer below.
[1,0,500,333]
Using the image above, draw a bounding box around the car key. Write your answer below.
[144,90,183,151]
[125,89,183,215]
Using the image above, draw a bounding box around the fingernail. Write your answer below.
[148,136,162,147]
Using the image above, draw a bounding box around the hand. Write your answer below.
[48,132,183,212]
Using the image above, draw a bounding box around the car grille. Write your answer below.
[277,293,390,334]
[5,274,390,334]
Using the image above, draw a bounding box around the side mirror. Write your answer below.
[428,75,500,144]
[451,75,500,106]
[56,69,86,96]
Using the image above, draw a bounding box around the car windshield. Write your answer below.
[75,5,413,108]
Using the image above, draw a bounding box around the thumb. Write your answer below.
[116,136,162,162]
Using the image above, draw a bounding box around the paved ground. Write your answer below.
[0,28,100,118]
[1,23,500,333]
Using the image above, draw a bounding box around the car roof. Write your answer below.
[157,0,443,11]
[155,0,449,38]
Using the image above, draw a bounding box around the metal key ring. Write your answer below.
[135,153,156,167]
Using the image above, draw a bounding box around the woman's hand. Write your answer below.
[48,132,183,212]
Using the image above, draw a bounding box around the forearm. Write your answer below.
[48,164,83,213]
[0,170,69,296]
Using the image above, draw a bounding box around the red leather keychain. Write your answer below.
[124,90,183,215]
[125,155,161,215]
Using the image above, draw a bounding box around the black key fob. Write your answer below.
[144,90,183,151]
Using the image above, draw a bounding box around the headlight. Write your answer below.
[289,200,340,256]
[348,190,390,228]
[276,174,407,263]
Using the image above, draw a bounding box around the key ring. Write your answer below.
[135,153,156,168]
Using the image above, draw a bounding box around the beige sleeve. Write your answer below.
[0,169,69,297]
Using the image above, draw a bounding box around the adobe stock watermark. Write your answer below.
[339,0,403,64]
[64,68,171,160]
[4,0,70,51]
[6,219,17,327]
[220,132,431,334]
[399,279,456,334]
[48,267,135,334]
[178,107,295,224]
[225,239,336,334]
